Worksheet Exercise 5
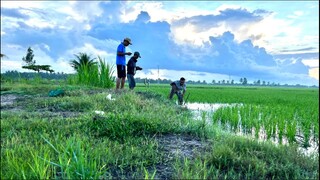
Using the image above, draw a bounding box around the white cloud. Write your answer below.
[1,60,24,73]
[302,59,319,68]
[1,1,318,86]
[25,18,56,29]
[54,57,75,74]
[309,68,319,80]
[1,1,44,9]
[67,43,107,58]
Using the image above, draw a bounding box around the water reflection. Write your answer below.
[183,102,240,122]
[184,102,319,156]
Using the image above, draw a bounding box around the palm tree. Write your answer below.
[69,53,97,72]
[0,53,7,59]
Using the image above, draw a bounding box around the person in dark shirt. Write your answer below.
[127,52,142,90]
[169,77,187,105]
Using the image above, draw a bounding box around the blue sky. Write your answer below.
[1,1,319,85]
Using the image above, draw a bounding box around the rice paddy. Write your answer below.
[1,79,319,179]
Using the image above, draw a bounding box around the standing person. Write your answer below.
[169,77,187,105]
[116,37,132,90]
[127,52,143,90]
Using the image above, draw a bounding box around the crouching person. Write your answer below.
[169,77,186,105]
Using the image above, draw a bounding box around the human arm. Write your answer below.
[117,51,132,56]
[117,44,132,56]
[136,66,143,71]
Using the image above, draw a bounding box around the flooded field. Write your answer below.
[185,102,319,156]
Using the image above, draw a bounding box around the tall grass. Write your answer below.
[68,55,115,88]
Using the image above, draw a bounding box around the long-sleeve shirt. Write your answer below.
[127,57,139,75]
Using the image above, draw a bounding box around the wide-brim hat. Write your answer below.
[124,37,132,45]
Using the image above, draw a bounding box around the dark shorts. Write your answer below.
[117,65,126,78]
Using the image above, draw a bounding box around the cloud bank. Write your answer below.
[1,1,318,85]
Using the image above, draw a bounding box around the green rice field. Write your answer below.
[136,84,319,148]
[1,79,319,179]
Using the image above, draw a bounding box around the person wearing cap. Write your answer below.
[116,37,132,90]
[127,52,143,90]
[169,77,187,105]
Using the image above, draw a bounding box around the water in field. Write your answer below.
[183,102,241,123]
[185,102,318,156]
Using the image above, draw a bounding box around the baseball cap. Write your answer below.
[124,37,132,45]
[134,51,141,58]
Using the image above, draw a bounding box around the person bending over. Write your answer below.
[169,77,186,105]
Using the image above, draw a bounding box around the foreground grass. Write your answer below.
[1,80,318,179]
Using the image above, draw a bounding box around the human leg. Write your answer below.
[117,65,126,89]
[169,85,177,99]
[120,77,126,89]
[127,74,135,90]
[177,92,183,105]
[116,78,121,89]
[116,65,123,90]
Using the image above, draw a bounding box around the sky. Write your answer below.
[1,1,319,86]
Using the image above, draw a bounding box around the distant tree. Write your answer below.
[257,80,261,85]
[21,47,54,73]
[222,80,225,84]
[22,47,36,65]
[262,81,266,86]
[22,65,54,73]
[212,80,216,84]
[231,80,234,84]
[243,78,247,85]
[240,78,243,84]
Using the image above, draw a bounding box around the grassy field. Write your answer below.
[1,79,319,179]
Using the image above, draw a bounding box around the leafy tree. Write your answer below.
[21,47,54,73]
[22,65,54,73]
[69,53,97,72]
[256,80,261,85]
[240,78,243,84]
[243,78,247,85]
[22,47,36,65]
[212,80,216,84]
[0,53,7,59]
